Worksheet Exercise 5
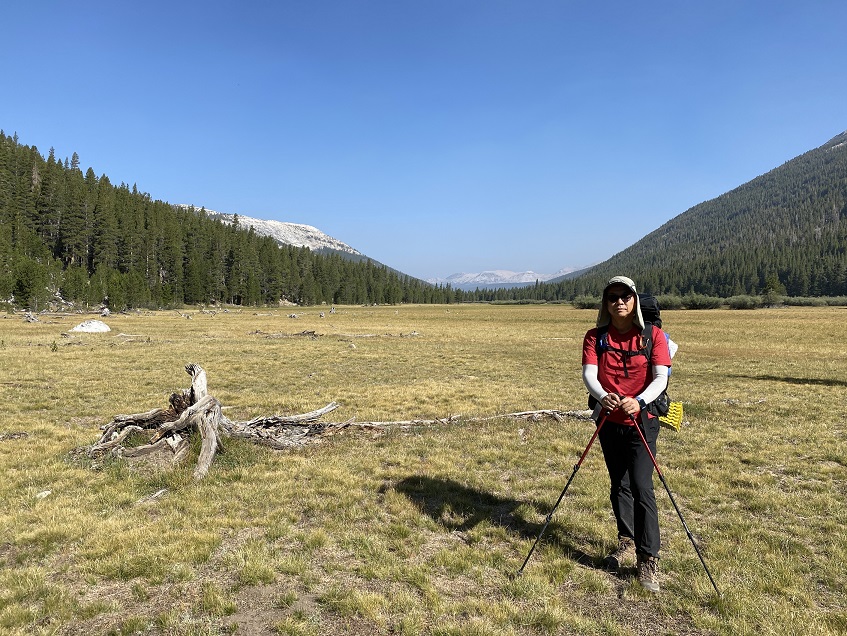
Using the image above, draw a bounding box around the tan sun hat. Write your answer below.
[596,275,645,330]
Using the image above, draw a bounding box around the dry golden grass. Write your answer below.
[1,304,846,635]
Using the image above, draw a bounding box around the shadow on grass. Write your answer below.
[390,475,603,568]
[728,373,847,387]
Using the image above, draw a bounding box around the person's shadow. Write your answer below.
[389,475,602,568]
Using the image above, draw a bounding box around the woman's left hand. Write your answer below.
[619,396,641,417]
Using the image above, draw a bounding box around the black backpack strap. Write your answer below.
[595,324,609,354]
[641,322,653,361]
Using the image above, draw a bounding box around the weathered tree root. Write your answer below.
[87,363,341,479]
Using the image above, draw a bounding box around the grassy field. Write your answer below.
[1,303,845,635]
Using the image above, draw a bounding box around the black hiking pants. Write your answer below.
[598,416,661,558]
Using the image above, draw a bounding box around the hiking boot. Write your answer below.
[637,553,660,593]
[603,536,636,571]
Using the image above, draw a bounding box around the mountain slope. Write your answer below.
[551,130,847,297]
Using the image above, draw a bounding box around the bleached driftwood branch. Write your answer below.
[87,364,341,480]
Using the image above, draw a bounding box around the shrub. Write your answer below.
[682,293,723,309]
[782,296,828,307]
[571,295,600,310]
[726,295,759,309]
[761,290,784,307]
[655,294,683,310]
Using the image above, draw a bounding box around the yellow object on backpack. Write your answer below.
[659,401,684,432]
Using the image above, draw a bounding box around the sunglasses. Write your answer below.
[607,292,634,303]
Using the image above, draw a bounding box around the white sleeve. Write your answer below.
[582,364,608,402]
[638,365,669,404]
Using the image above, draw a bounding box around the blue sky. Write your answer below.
[2,1,846,280]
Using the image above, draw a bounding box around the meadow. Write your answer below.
[1,303,845,635]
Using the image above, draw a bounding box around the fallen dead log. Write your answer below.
[496,408,593,422]
[84,364,591,480]
[333,409,593,429]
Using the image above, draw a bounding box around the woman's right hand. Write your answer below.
[601,393,621,412]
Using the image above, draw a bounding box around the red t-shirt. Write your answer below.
[582,324,672,423]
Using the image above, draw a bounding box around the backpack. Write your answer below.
[639,293,662,329]
[588,293,672,423]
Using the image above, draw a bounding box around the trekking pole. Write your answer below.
[515,411,610,577]
[627,415,721,596]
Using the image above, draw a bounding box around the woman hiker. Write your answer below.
[581,275,671,592]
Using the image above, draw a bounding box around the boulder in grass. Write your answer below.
[70,320,111,333]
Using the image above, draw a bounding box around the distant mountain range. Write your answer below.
[426,268,581,290]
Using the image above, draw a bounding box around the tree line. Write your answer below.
[0,131,456,310]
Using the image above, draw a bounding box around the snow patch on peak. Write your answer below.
[177,205,363,256]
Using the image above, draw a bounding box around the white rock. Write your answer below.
[70,320,111,333]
